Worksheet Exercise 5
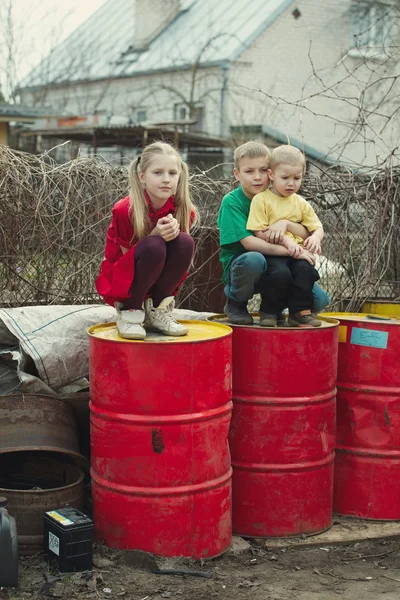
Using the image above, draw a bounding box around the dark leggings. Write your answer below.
[259,256,320,315]
[122,233,195,309]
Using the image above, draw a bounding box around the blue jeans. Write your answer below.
[224,251,330,313]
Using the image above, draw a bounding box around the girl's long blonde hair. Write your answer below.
[128,141,199,240]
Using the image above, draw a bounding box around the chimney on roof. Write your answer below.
[133,0,181,50]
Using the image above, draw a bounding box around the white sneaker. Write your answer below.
[115,304,146,340]
[144,297,188,336]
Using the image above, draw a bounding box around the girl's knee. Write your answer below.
[169,232,195,254]
[137,235,167,260]
[177,232,194,248]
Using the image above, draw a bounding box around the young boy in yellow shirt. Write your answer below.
[246,145,324,327]
[217,141,329,325]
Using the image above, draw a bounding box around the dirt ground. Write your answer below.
[4,536,400,600]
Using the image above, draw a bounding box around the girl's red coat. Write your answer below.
[96,194,183,306]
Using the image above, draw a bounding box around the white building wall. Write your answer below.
[22,67,224,136]
[227,0,400,167]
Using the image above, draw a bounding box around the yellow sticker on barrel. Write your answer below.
[46,511,74,526]
[339,326,347,343]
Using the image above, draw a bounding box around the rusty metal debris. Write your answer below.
[0,451,85,555]
[0,394,88,469]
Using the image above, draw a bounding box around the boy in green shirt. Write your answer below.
[217,141,329,325]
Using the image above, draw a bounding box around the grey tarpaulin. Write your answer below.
[0,305,214,396]
[0,305,115,396]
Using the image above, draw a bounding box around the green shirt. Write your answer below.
[217,186,253,283]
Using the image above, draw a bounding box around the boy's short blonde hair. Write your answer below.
[234,141,271,170]
[269,145,306,171]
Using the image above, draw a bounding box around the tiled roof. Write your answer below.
[22,0,292,87]
[116,0,292,75]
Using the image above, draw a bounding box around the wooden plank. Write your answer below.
[258,517,400,549]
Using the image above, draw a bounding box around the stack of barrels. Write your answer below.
[89,314,340,556]
[89,303,400,556]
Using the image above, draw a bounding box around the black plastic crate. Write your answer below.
[43,507,93,572]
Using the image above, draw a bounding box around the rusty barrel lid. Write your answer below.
[0,395,89,471]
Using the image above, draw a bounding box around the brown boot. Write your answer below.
[259,313,277,327]
[224,299,253,325]
[288,313,322,327]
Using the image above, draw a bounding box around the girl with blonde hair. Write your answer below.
[96,141,199,340]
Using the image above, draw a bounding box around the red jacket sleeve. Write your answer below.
[104,197,135,260]
[96,197,137,304]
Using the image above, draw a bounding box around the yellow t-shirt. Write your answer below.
[246,189,322,246]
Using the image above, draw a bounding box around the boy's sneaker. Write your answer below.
[115,304,146,340]
[144,297,188,336]
[224,299,253,325]
[288,313,322,328]
[259,313,277,327]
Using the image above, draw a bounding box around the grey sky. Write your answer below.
[0,0,106,94]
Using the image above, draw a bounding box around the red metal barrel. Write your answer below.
[88,320,232,558]
[209,316,338,537]
[327,313,400,519]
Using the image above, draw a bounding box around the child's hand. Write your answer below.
[152,215,180,241]
[262,220,287,244]
[283,238,303,258]
[304,234,321,255]
[294,249,316,265]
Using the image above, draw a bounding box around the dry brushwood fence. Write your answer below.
[0,145,399,313]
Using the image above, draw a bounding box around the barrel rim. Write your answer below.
[91,467,232,497]
[88,319,232,343]
[0,463,85,495]
[324,312,400,324]
[0,447,89,472]
[362,300,400,306]
[207,314,339,329]
[89,400,233,423]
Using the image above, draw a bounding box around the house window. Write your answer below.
[136,109,147,123]
[351,1,392,51]
[173,103,189,121]
[173,103,204,131]
[190,106,204,132]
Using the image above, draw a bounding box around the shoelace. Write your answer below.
[156,310,177,325]
[146,298,178,321]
